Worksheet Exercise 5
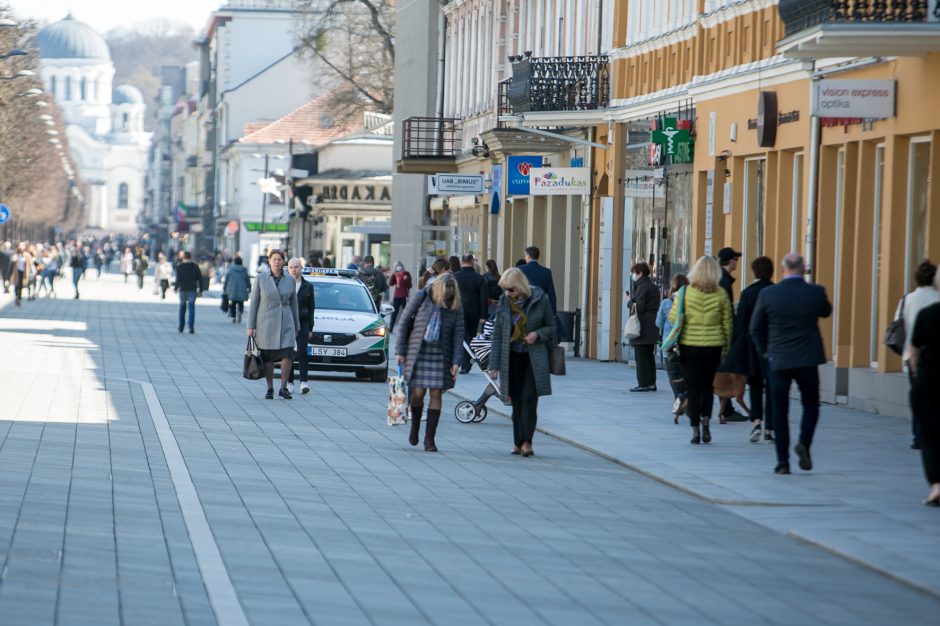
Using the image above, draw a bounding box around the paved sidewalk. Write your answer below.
[1,274,939,625]
[451,356,940,597]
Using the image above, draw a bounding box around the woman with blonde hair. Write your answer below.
[247,249,300,400]
[396,274,464,451]
[669,255,732,444]
[488,267,556,457]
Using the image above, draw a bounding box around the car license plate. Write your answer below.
[309,346,347,357]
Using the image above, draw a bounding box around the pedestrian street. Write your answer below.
[0,274,938,626]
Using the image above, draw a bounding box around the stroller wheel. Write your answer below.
[472,405,487,422]
[454,401,476,423]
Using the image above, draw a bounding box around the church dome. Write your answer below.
[113,85,144,105]
[37,14,111,61]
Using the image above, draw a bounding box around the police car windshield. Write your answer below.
[313,282,375,313]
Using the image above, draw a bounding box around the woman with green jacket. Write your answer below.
[669,255,732,444]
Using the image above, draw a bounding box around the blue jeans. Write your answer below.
[768,365,820,465]
[178,291,197,331]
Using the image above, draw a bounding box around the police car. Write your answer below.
[300,268,392,382]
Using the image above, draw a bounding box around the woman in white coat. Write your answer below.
[247,250,300,399]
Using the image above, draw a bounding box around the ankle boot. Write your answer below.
[424,409,441,451]
[408,404,424,446]
[236,312,242,323]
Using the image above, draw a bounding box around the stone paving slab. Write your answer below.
[0,275,939,625]
[450,355,940,597]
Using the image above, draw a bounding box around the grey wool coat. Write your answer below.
[247,270,300,350]
[489,286,555,400]
[223,265,251,302]
[395,290,465,391]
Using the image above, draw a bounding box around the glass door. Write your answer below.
[742,158,766,266]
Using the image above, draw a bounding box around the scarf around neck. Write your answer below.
[509,297,527,343]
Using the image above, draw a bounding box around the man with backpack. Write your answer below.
[358,255,387,310]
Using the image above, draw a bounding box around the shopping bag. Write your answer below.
[243,337,264,380]
[221,294,230,314]
[624,305,642,340]
[550,344,566,376]
[883,295,906,356]
[387,365,408,426]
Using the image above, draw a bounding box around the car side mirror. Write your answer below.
[380,303,394,317]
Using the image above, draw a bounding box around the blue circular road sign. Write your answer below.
[0,204,9,224]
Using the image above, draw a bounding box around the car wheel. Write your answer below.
[370,369,388,383]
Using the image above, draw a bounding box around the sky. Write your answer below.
[5,0,226,35]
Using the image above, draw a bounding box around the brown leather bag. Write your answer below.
[550,344,566,376]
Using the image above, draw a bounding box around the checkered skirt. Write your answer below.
[409,341,446,389]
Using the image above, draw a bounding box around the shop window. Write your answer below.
[790,153,804,254]
[118,183,129,209]
[64,76,72,100]
[742,158,766,266]
[906,138,931,288]
[870,145,885,367]
[50,75,57,97]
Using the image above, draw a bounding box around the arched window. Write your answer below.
[50,75,57,97]
[118,183,128,209]
[64,76,72,100]
[80,77,87,100]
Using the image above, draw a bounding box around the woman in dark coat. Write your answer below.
[488,268,555,457]
[395,275,464,451]
[223,256,251,323]
[627,262,661,392]
[724,256,775,443]
[247,250,300,400]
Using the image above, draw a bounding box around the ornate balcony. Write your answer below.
[778,0,940,58]
[503,55,610,116]
[397,116,462,174]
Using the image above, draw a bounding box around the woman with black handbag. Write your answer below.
[246,250,299,399]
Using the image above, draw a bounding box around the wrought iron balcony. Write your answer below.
[778,0,940,58]
[400,116,462,160]
[504,55,610,116]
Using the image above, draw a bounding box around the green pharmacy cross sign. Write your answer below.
[652,117,692,160]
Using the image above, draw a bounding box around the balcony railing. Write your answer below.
[779,0,936,36]
[505,55,610,115]
[401,116,462,159]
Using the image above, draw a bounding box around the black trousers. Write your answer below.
[912,366,940,485]
[633,344,656,387]
[228,300,244,319]
[748,368,773,430]
[160,279,170,299]
[509,350,539,447]
[907,364,921,447]
[664,352,685,399]
[678,345,722,427]
[390,297,407,331]
[290,326,311,383]
[768,366,820,466]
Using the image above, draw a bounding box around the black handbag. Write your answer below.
[550,343,566,376]
[243,337,264,380]
[221,294,230,313]
[884,295,906,356]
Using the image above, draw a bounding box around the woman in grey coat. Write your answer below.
[488,268,555,457]
[223,256,251,323]
[395,275,464,451]
[247,250,300,399]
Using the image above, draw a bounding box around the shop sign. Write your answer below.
[428,173,484,195]
[624,170,663,199]
[651,117,691,157]
[529,168,590,196]
[309,181,391,203]
[507,155,543,195]
[243,222,289,232]
[813,80,895,119]
[490,164,502,215]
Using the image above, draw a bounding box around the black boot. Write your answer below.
[424,409,441,452]
[408,404,423,446]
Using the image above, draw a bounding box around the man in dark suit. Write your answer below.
[519,245,564,340]
[453,254,488,373]
[750,253,832,475]
[288,257,316,394]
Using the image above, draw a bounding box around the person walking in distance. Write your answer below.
[909,268,940,506]
[388,261,412,332]
[174,251,202,334]
[488,268,556,457]
[519,245,564,340]
[9,243,33,306]
[482,259,502,314]
[717,246,748,421]
[120,247,133,283]
[247,250,300,400]
[357,255,387,310]
[133,247,149,290]
[656,273,689,418]
[626,262,661,392]
[223,256,251,323]
[894,260,939,449]
[669,256,732,445]
[287,257,315,395]
[750,253,832,474]
[453,254,489,374]
[155,253,174,300]
[69,244,85,300]
[396,275,464,451]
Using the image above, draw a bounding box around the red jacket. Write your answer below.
[389,271,412,299]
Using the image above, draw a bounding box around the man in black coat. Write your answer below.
[519,245,564,340]
[174,251,203,334]
[453,254,488,373]
[750,253,832,475]
[288,258,315,394]
[718,247,741,306]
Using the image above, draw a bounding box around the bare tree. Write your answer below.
[297,0,395,115]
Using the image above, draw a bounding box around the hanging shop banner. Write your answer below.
[529,167,590,196]
[813,80,896,119]
[507,155,543,195]
[624,170,663,199]
[490,164,502,215]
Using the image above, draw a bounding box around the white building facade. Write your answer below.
[37,15,151,233]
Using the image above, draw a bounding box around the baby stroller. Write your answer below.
[453,318,511,423]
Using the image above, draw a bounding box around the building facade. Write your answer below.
[37,15,151,233]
